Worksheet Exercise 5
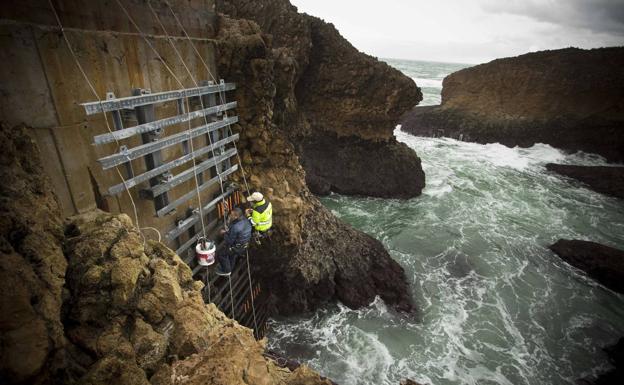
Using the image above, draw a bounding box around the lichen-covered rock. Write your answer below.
[0,124,332,385]
[0,124,67,383]
[216,13,414,314]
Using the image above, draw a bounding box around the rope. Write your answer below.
[205,269,211,303]
[113,0,210,239]
[164,0,251,196]
[163,1,263,338]
[147,0,231,228]
[228,275,235,319]
[46,0,147,245]
[245,250,259,338]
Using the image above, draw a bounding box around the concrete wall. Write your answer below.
[0,0,227,249]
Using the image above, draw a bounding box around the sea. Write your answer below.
[267,58,624,385]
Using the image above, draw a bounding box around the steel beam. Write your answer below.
[165,188,235,241]
[107,134,239,195]
[156,163,238,218]
[98,115,238,169]
[93,102,237,145]
[81,83,236,115]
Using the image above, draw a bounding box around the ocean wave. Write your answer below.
[412,77,443,88]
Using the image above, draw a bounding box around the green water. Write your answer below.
[267,60,624,385]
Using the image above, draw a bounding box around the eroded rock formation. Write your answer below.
[217,0,425,198]
[549,239,624,294]
[0,125,331,385]
[215,13,414,314]
[401,47,624,162]
[546,164,624,200]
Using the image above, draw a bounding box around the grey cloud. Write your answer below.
[483,0,624,36]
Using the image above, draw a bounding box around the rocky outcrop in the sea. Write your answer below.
[0,125,331,385]
[549,239,624,294]
[217,0,425,198]
[401,47,624,162]
[215,13,414,314]
[579,338,624,385]
[546,164,624,199]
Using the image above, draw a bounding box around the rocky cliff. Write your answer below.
[401,47,624,162]
[217,0,425,198]
[0,125,332,385]
[215,10,414,314]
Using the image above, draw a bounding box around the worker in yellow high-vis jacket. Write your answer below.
[245,191,273,233]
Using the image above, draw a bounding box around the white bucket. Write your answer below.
[196,241,216,266]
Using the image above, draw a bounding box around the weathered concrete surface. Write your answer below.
[1,0,221,229]
[402,47,624,162]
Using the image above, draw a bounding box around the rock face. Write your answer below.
[0,124,67,383]
[217,0,425,198]
[215,12,415,314]
[549,239,624,293]
[546,164,624,199]
[0,125,331,385]
[579,338,624,385]
[401,47,624,162]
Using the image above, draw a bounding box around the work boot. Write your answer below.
[215,265,231,276]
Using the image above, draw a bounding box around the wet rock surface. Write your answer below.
[549,239,624,294]
[401,47,624,162]
[217,0,425,198]
[216,13,415,315]
[546,164,624,200]
[578,338,624,385]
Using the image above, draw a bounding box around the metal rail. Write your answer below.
[98,115,238,169]
[156,163,238,217]
[93,102,237,145]
[81,83,235,115]
[165,188,235,241]
[107,134,238,195]
[149,148,237,198]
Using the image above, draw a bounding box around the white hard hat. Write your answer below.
[247,191,264,202]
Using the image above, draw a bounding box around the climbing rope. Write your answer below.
[150,1,259,335]
[114,0,211,240]
[228,275,235,319]
[146,0,231,230]
[46,0,150,245]
[164,0,260,338]
[164,0,251,196]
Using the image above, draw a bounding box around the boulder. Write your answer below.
[546,164,624,199]
[549,239,624,293]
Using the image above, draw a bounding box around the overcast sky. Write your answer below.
[290,0,624,64]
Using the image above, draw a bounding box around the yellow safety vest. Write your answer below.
[250,199,272,232]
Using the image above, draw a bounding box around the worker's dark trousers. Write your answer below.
[217,245,245,273]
